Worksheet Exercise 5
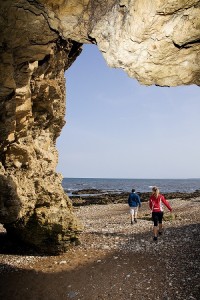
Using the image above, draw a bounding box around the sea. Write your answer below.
[62,178,200,194]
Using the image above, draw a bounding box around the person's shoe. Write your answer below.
[153,236,158,241]
[131,220,133,225]
[134,218,137,223]
[158,231,162,235]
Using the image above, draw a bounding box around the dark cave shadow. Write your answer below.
[0,231,45,257]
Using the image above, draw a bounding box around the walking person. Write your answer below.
[128,189,141,224]
[149,186,172,241]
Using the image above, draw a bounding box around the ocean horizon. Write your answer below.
[62,177,200,194]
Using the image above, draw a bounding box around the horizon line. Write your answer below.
[62,177,200,180]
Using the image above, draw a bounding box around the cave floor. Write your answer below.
[0,199,200,300]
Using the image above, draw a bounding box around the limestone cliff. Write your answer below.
[0,0,83,253]
[0,0,199,253]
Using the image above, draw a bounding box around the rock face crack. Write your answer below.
[173,39,200,49]
[0,0,200,253]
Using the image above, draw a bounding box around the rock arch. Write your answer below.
[0,0,199,253]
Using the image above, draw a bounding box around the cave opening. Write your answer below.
[57,44,200,183]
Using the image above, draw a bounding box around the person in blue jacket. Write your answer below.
[128,189,141,224]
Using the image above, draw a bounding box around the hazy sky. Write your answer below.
[56,44,200,179]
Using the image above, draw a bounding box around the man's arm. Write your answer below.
[128,195,131,206]
[137,195,141,207]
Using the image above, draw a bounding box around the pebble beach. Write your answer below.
[0,197,200,299]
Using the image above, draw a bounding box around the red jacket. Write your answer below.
[149,194,172,212]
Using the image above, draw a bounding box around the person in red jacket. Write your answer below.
[149,186,172,241]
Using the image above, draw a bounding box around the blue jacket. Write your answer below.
[128,192,141,207]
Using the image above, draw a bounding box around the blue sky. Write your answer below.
[56,44,200,179]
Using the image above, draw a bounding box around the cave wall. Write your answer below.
[0,0,83,253]
[0,0,199,253]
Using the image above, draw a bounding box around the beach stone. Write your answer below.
[67,291,79,299]
[0,0,199,253]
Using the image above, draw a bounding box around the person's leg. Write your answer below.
[152,212,158,240]
[153,226,158,238]
[158,212,164,234]
[130,208,134,224]
[134,207,138,222]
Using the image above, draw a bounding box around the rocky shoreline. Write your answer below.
[68,189,200,206]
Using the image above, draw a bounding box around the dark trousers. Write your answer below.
[152,211,163,226]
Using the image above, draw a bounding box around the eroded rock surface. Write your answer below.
[91,0,200,86]
[0,0,83,253]
[38,0,200,86]
[0,0,199,253]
